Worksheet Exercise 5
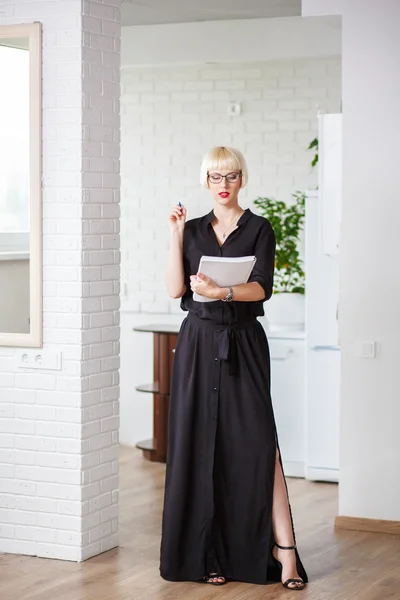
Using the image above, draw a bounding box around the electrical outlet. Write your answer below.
[17,350,62,370]
[227,102,241,117]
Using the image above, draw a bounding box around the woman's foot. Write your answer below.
[272,544,305,590]
[203,572,226,585]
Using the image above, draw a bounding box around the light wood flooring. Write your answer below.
[1,446,400,600]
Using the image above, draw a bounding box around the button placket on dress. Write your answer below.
[202,330,222,567]
[211,330,221,426]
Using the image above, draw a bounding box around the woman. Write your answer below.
[160,146,308,590]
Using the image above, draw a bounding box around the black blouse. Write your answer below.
[180,208,276,325]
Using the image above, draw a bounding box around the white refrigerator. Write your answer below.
[304,113,342,483]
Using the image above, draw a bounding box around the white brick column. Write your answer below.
[80,0,121,561]
[0,0,121,561]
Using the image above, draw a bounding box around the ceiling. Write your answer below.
[121,0,302,27]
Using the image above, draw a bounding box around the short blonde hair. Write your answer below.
[199,146,248,188]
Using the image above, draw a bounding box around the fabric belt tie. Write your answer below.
[217,329,239,376]
[186,312,258,377]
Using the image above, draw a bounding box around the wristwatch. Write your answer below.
[221,286,234,302]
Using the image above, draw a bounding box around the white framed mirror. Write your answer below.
[0,23,42,347]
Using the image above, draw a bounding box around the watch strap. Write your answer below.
[221,286,234,302]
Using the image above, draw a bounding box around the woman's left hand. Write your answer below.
[190,273,221,300]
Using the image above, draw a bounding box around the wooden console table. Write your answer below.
[133,324,180,463]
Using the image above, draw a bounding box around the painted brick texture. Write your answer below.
[120,58,341,314]
[0,0,121,561]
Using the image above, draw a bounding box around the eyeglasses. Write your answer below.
[207,171,242,184]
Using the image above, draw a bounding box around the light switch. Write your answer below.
[360,341,376,359]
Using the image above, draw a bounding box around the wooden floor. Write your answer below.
[1,446,400,600]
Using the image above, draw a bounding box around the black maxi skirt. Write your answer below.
[160,312,308,585]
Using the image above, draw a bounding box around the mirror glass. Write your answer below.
[0,38,30,334]
[0,24,42,347]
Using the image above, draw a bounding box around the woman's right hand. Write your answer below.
[168,204,187,234]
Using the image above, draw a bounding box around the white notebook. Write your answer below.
[193,255,257,303]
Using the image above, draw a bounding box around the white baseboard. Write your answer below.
[305,466,339,483]
[281,462,339,483]
[282,461,306,478]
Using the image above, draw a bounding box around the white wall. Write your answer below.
[120,19,341,445]
[120,59,341,314]
[304,0,400,522]
[0,259,30,333]
[0,0,121,561]
[340,0,400,521]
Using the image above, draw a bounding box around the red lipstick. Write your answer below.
[219,192,229,198]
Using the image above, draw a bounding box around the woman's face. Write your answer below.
[207,169,242,206]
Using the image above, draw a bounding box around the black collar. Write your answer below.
[205,208,252,227]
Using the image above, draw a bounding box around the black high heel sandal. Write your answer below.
[272,543,306,591]
[202,573,227,586]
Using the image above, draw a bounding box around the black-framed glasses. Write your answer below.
[207,171,242,184]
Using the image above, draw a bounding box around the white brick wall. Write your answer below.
[119,56,341,446]
[0,0,120,561]
[120,57,341,314]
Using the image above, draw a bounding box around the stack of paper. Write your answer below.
[193,255,257,303]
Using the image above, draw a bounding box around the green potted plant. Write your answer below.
[253,139,318,330]
[254,190,306,330]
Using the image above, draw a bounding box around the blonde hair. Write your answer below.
[199,146,248,188]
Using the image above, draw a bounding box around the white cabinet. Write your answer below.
[267,330,340,483]
[305,345,340,482]
[268,334,306,478]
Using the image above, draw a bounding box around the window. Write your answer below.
[0,45,30,234]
